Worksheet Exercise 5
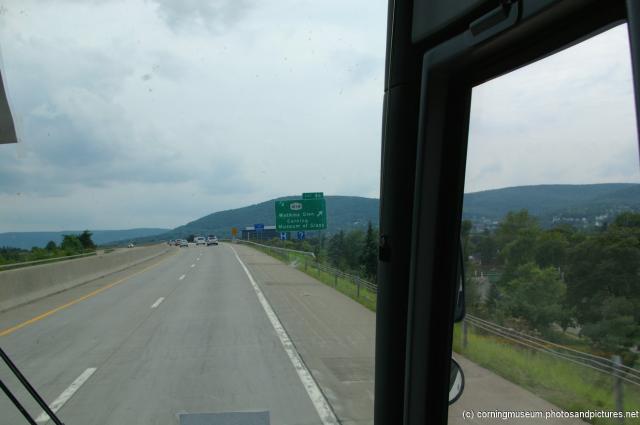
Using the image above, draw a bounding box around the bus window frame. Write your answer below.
[376,1,635,424]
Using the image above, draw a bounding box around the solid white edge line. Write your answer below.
[190,264,195,268]
[229,245,339,425]
[36,367,97,423]
[179,274,186,280]
[150,297,165,309]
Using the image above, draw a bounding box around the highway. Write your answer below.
[0,242,588,425]
[0,244,337,425]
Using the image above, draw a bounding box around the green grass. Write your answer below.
[453,324,640,424]
[303,263,377,311]
[246,242,640,423]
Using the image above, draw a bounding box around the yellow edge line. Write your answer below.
[0,251,176,337]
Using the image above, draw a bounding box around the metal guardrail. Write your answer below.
[313,262,378,293]
[464,313,640,387]
[235,239,316,258]
[0,251,97,271]
[235,239,377,294]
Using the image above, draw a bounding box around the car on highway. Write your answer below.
[207,235,218,246]
[127,242,134,248]
[168,239,175,246]
[178,239,188,248]
[195,236,206,246]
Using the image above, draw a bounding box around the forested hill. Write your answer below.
[8,184,636,248]
[141,196,380,242]
[463,183,640,227]
[130,183,640,243]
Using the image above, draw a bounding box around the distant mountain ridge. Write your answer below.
[130,183,640,243]
[0,228,170,250]
[129,196,380,243]
[462,183,640,227]
[5,184,639,248]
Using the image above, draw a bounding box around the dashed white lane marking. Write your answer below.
[190,264,195,268]
[229,245,339,425]
[150,297,165,309]
[179,274,186,280]
[36,368,97,423]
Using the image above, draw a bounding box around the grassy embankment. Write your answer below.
[249,244,377,311]
[0,250,96,270]
[452,324,640,424]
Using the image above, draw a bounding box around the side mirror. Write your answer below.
[454,239,465,322]
[449,358,465,404]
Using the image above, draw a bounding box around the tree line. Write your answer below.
[465,210,640,365]
[0,230,96,265]
[264,210,639,365]
[266,221,379,281]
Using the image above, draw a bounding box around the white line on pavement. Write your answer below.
[229,245,339,425]
[150,297,165,309]
[179,274,186,280]
[36,368,97,423]
[190,264,195,268]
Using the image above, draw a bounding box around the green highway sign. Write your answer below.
[275,199,327,231]
[302,192,324,199]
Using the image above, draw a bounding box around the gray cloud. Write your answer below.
[2,0,367,230]
[0,3,255,201]
[2,1,634,233]
[152,0,255,34]
[465,24,639,193]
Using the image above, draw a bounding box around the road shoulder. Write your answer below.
[232,243,376,425]
[232,243,588,425]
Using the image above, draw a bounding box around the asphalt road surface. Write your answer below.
[228,245,586,425]
[0,244,335,425]
[1,242,588,425]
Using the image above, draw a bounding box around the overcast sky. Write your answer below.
[467,23,640,193]
[0,1,638,231]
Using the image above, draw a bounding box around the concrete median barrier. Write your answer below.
[0,244,171,312]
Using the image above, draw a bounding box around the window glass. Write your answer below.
[451,23,640,424]
[0,2,385,424]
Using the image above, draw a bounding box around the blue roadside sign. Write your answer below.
[297,231,305,240]
[280,232,287,240]
[254,223,264,232]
